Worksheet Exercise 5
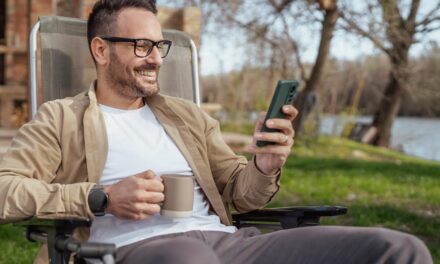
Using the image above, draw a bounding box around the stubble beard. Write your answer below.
[107,49,160,99]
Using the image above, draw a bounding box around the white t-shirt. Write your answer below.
[88,104,236,248]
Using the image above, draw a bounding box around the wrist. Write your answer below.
[103,185,112,214]
[255,156,279,175]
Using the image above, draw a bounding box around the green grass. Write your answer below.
[269,136,440,263]
[1,136,439,262]
[0,224,39,263]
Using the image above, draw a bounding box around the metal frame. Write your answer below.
[28,20,201,117]
[22,219,115,264]
[189,38,201,107]
[29,21,40,118]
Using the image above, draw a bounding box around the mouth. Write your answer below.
[135,69,157,83]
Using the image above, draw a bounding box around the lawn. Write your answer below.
[270,136,440,263]
[0,136,439,263]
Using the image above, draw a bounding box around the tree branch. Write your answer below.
[268,0,295,13]
[339,11,390,56]
[415,1,440,29]
[405,0,421,33]
[416,23,440,34]
[279,11,307,82]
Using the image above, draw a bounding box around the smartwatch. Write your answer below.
[88,185,109,216]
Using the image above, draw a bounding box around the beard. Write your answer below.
[107,49,160,99]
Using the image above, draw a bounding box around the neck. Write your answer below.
[95,78,144,110]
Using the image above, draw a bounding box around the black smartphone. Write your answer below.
[256,80,299,147]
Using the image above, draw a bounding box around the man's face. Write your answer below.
[105,8,164,98]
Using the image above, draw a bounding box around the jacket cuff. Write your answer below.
[63,182,96,219]
[249,156,281,191]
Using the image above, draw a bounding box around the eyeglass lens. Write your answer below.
[135,40,170,58]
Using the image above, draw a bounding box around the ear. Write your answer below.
[91,37,109,66]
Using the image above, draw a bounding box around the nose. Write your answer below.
[146,46,163,66]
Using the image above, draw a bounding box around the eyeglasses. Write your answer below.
[101,36,172,58]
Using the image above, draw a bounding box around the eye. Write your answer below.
[136,40,153,51]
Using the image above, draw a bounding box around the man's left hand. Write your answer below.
[249,105,298,175]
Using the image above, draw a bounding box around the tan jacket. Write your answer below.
[0,83,280,262]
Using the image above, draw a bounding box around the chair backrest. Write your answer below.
[29,16,200,117]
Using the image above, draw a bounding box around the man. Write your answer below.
[0,0,432,263]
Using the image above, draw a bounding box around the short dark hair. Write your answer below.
[87,0,158,61]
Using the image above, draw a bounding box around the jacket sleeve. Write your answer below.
[203,112,281,213]
[0,102,94,224]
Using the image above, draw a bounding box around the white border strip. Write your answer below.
[189,39,201,107]
[29,21,40,117]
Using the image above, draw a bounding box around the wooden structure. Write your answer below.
[0,0,200,128]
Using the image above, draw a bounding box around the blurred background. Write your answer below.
[155,0,440,162]
[0,0,440,262]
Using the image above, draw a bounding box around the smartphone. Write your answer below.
[256,80,299,147]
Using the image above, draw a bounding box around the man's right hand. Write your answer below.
[103,170,164,220]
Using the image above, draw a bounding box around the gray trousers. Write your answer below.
[116,226,432,264]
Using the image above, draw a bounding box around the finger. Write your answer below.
[255,132,292,146]
[264,118,294,137]
[136,191,165,204]
[282,105,298,121]
[136,203,161,216]
[133,175,164,192]
[249,137,295,152]
[135,170,156,180]
[129,203,160,220]
[142,179,164,192]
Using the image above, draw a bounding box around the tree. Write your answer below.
[292,0,340,133]
[171,0,341,134]
[340,0,440,146]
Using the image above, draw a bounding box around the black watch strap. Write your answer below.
[88,185,109,216]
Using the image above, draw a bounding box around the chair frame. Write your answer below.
[20,219,115,264]
[29,19,201,117]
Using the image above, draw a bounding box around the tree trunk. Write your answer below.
[338,0,424,147]
[293,4,339,134]
[372,57,409,147]
[370,0,419,147]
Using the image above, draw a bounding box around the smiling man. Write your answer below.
[92,8,165,106]
[0,0,433,263]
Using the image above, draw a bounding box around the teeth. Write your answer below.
[138,70,155,77]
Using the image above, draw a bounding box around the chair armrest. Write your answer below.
[15,218,91,229]
[232,205,348,229]
[14,218,116,264]
[15,217,91,242]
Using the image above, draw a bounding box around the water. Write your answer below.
[320,115,440,162]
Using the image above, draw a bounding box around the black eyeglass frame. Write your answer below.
[101,36,172,58]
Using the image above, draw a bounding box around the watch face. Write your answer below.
[88,187,108,216]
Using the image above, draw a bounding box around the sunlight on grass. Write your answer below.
[268,136,440,263]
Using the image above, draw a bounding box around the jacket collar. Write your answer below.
[84,81,108,183]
